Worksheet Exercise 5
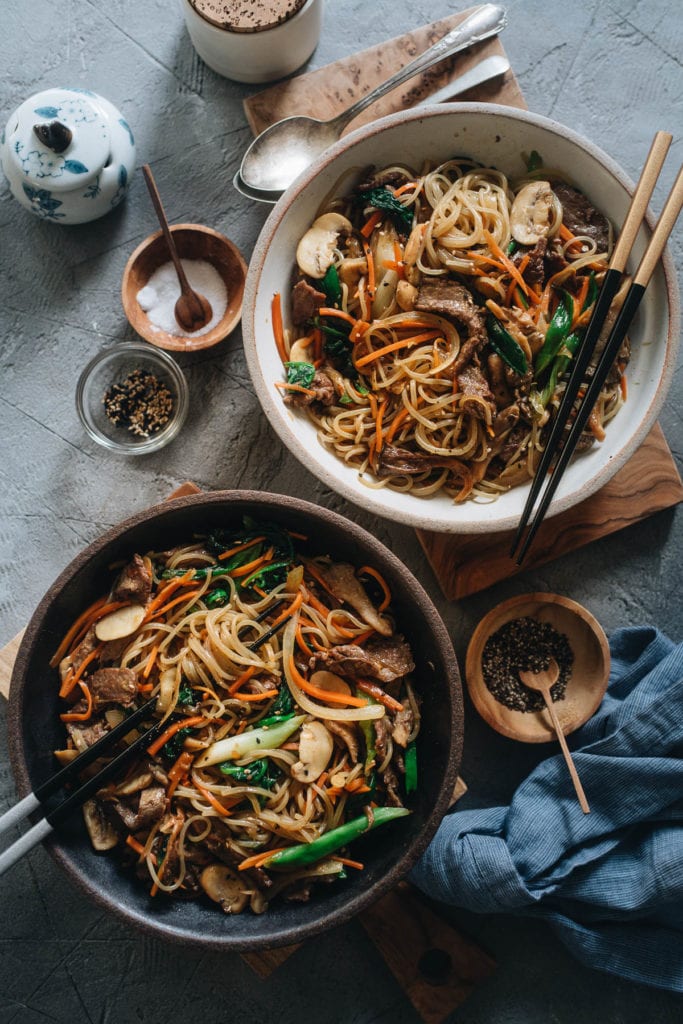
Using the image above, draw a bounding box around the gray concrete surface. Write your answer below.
[1,0,682,1021]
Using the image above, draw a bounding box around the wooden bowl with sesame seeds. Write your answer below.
[465,593,610,743]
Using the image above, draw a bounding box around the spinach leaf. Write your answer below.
[285,361,316,389]
[321,265,342,306]
[526,149,543,172]
[177,683,201,707]
[356,186,413,231]
[219,758,281,790]
[162,727,191,760]
[242,560,290,594]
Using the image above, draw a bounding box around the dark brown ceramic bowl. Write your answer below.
[8,491,462,951]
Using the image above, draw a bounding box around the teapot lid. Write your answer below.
[6,88,110,192]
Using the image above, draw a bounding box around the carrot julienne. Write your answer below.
[59,644,104,698]
[356,679,404,712]
[217,536,266,561]
[355,330,441,368]
[59,681,93,722]
[49,595,108,667]
[147,716,209,757]
[361,210,382,237]
[288,655,369,707]
[238,847,288,871]
[272,292,287,365]
[358,565,391,611]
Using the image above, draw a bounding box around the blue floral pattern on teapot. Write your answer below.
[0,87,136,225]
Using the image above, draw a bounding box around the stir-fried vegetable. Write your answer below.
[196,714,306,768]
[285,361,316,389]
[356,186,413,232]
[258,807,411,869]
[535,292,574,374]
[486,313,529,375]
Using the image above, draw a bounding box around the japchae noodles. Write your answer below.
[272,154,629,502]
[53,519,418,913]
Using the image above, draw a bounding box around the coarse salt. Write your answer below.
[137,259,228,338]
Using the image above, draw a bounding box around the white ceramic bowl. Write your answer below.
[243,104,680,534]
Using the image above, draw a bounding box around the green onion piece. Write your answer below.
[486,313,528,376]
[263,807,411,869]
[535,292,574,374]
[404,741,418,794]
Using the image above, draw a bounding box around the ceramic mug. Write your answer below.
[179,0,323,84]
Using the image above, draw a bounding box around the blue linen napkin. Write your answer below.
[411,626,683,992]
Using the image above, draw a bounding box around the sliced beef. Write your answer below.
[313,635,415,685]
[456,364,496,422]
[284,370,336,408]
[514,237,547,284]
[391,706,415,748]
[356,169,410,192]
[113,554,152,605]
[325,720,360,762]
[376,443,472,482]
[106,786,167,832]
[553,183,610,251]
[66,713,109,752]
[292,279,326,326]
[307,560,391,636]
[88,667,137,708]
[415,279,487,374]
[59,625,99,684]
[204,836,272,891]
[545,238,568,278]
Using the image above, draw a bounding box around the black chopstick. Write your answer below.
[509,131,674,561]
[514,161,683,564]
[0,598,292,876]
[0,696,158,841]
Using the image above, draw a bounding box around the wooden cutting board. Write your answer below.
[244,11,683,600]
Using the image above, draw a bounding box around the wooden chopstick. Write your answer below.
[0,599,290,877]
[510,130,674,561]
[514,160,683,564]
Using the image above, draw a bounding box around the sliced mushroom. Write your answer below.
[403,223,424,285]
[325,720,360,762]
[95,603,146,642]
[338,255,367,291]
[114,768,154,796]
[291,720,334,783]
[54,748,79,767]
[289,337,313,363]
[310,670,352,697]
[308,560,392,636]
[82,798,119,851]
[296,212,353,279]
[510,180,560,246]
[200,864,249,914]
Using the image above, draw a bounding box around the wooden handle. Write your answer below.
[610,130,672,274]
[634,163,683,288]
[543,693,591,814]
[141,164,192,293]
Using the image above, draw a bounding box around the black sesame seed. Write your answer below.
[481,616,574,712]
[103,369,174,438]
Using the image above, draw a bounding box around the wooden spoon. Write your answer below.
[141,164,212,333]
[519,658,590,814]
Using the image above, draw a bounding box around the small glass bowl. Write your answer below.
[76,342,189,455]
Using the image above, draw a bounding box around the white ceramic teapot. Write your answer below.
[0,87,136,224]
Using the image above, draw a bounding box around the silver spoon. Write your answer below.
[239,4,507,195]
[233,52,510,205]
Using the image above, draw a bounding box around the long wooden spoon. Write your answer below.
[519,658,590,814]
[141,164,212,333]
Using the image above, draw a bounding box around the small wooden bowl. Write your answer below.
[465,593,610,743]
[121,224,247,351]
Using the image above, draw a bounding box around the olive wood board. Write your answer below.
[243,16,683,600]
[0,481,489,1023]
[243,7,525,136]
